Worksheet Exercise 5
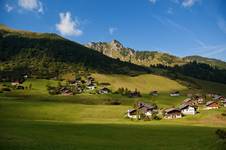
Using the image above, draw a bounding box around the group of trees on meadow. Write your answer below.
[115,87,141,98]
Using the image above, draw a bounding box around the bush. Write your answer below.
[1,87,11,92]
[216,129,226,140]
[221,113,226,117]
[104,99,121,105]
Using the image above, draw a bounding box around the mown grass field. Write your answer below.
[0,97,226,150]
[0,73,226,149]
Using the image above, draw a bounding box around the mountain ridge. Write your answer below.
[86,40,226,69]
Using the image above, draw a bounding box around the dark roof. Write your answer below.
[206,101,217,106]
[178,104,190,110]
[128,109,136,113]
[165,108,181,113]
[183,98,192,103]
[137,102,155,109]
[101,87,110,91]
[171,91,180,94]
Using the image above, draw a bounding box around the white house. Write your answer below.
[87,84,96,90]
[11,81,20,86]
[179,104,196,115]
[98,87,111,94]
[222,99,226,107]
[170,91,180,97]
[127,109,138,119]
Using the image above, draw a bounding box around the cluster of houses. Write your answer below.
[127,93,226,120]
[49,76,112,96]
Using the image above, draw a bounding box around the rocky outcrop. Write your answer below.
[85,40,184,66]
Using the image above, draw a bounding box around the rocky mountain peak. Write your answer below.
[111,39,122,45]
[109,39,124,51]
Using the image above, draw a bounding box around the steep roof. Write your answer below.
[165,108,181,113]
[178,104,190,110]
[206,101,217,106]
[183,98,192,103]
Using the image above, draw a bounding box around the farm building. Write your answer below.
[150,91,158,96]
[179,104,197,115]
[127,102,156,119]
[170,91,180,97]
[127,109,138,119]
[86,76,96,85]
[196,96,204,104]
[205,101,219,110]
[221,99,226,107]
[98,87,111,94]
[164,108,182,119]
[86,83,96,90]
[211,94,224,101]
[61,89,73,96]
[11,81,20,86]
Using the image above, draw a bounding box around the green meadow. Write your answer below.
[0,98,226,150]
[0,74,226,149]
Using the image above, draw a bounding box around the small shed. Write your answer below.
[98,87,111,94]
[150,91,158,96]
[170,91,180,97]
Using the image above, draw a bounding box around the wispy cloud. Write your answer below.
[5,4,14,12]
[152,15,226,59]
[18,0,44,13]
[170,0,200,8]
[217,17,226,34]
[149,0,157,4]
[191,40,226,58]
[109,27,117,35]
[153,15,192,34]
[167,7,173,14]
[56,12,83,36]
[182,0,200,8]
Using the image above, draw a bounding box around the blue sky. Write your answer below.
[1,0,226,61]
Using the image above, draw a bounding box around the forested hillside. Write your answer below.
[0,25,148,80]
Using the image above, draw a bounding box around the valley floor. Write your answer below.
[0,75,226,150]
[0,96,226,150]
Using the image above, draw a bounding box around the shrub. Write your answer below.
[216,129,226,140]
[104,99,121,105]
[221,113,226,117]
[1,87,11,92]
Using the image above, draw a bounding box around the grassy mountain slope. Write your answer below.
[0,25,148,79]
[183,55,226,69]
